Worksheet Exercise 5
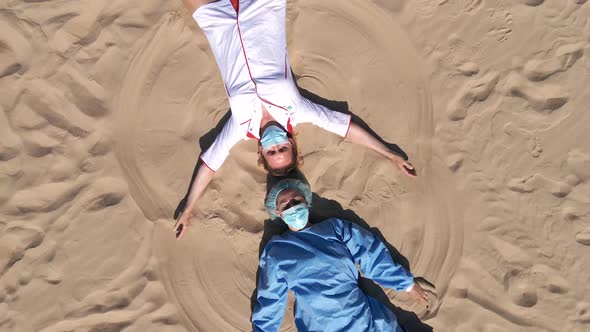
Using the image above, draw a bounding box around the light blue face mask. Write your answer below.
[266,179,312,220]
[281,203,309,230]
[260,125,289,150]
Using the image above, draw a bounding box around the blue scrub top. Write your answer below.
[252,218,414,332]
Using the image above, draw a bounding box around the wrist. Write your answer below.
[183,203,196,215]
[386,152,400,161]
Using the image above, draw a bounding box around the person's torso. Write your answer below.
[267,220,379,331]
[194,0,299,136]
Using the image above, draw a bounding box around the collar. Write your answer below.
[246,99,293,140]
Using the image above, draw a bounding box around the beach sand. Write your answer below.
[0,0,589,331]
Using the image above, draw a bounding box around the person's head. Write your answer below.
[265,179,312,231]
[257,123,302,176]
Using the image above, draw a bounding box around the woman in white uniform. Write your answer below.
[175,0,417,239]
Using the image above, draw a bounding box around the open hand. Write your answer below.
[408,282,429,306]
[174,209,193,240]
[392,156,417,177]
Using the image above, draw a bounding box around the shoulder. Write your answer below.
[182,0,200,13]
[314,218,354,240]
[319,217,350,229]
[261,233,291,257]
[306,218,351,237]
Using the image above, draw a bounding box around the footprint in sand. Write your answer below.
[7,180,86,214]
[437,0,484,15]
[503,122,543,158]
[20,131,60,157]
[523,42,585,81]
[457,61,480,76]
[487,26,512,43]
[530,264,571,294]
[507,173,572,197]
[0,19,32,78]
[56,64,109,117]
[567,149,590,182]
[22,80,95,138]
[564,151,590,246]
[502,72,568,112]
[450,259,561,331]
[11,103,48,130]
[48,2,106,57]
[570,302,590,323]
[575,229,590,246]
[447,71,500,120]
[0,225,44,276]
[520,0,544,6]
[504,265,573,308]
[0,106,22,161]
[508,278,538,307]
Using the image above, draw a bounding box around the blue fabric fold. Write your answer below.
[252,218,414,332]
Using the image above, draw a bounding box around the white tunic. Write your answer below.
[193,0,351,171]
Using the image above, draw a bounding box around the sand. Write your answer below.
[0,0,589,331]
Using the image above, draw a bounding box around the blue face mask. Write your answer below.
[260,125,289,150]
[282,203,309,230]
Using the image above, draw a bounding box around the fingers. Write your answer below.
[402,161,414,170]
[419,289,429,304]
[410,293,423,304]
[174,213,191,240]
[409,287,430,305]
[175,223,184,239]
[415,291,427,304]
[174,210,184,229]
[416,279,436,293]
[399,162,417,177]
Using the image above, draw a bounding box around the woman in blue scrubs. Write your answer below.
[252,179,429,332]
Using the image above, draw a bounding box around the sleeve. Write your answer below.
[200,115,245,172]
[334,219,414,292]
[251,247,289,332]
[292,96,352,137]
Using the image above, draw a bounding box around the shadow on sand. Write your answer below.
[249,170,434,331]
[173,86,429,330]
[173,82,415,219]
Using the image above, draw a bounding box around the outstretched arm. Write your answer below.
[174,163,215,239]
[334,219,429,304]
[182,0,210,13]
[335,219,415,292]
[294,96,416,177]
[345,122,415,177]
[174,115,244,239]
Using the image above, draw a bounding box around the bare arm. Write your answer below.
[182,0,204,13]
[345,122,416,177]
[174,163,215,239]
[182,0,197,12]
[185,163,215,212]
[293,96,416,177]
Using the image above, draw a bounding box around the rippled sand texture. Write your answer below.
[0,0,589,331]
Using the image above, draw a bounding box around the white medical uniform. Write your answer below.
[193,0,352,171]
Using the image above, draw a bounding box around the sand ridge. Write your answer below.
[0,0,589,331]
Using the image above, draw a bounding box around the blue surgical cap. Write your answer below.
[265,179,312,219]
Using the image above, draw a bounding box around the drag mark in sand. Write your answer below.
[0,18,32,78]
